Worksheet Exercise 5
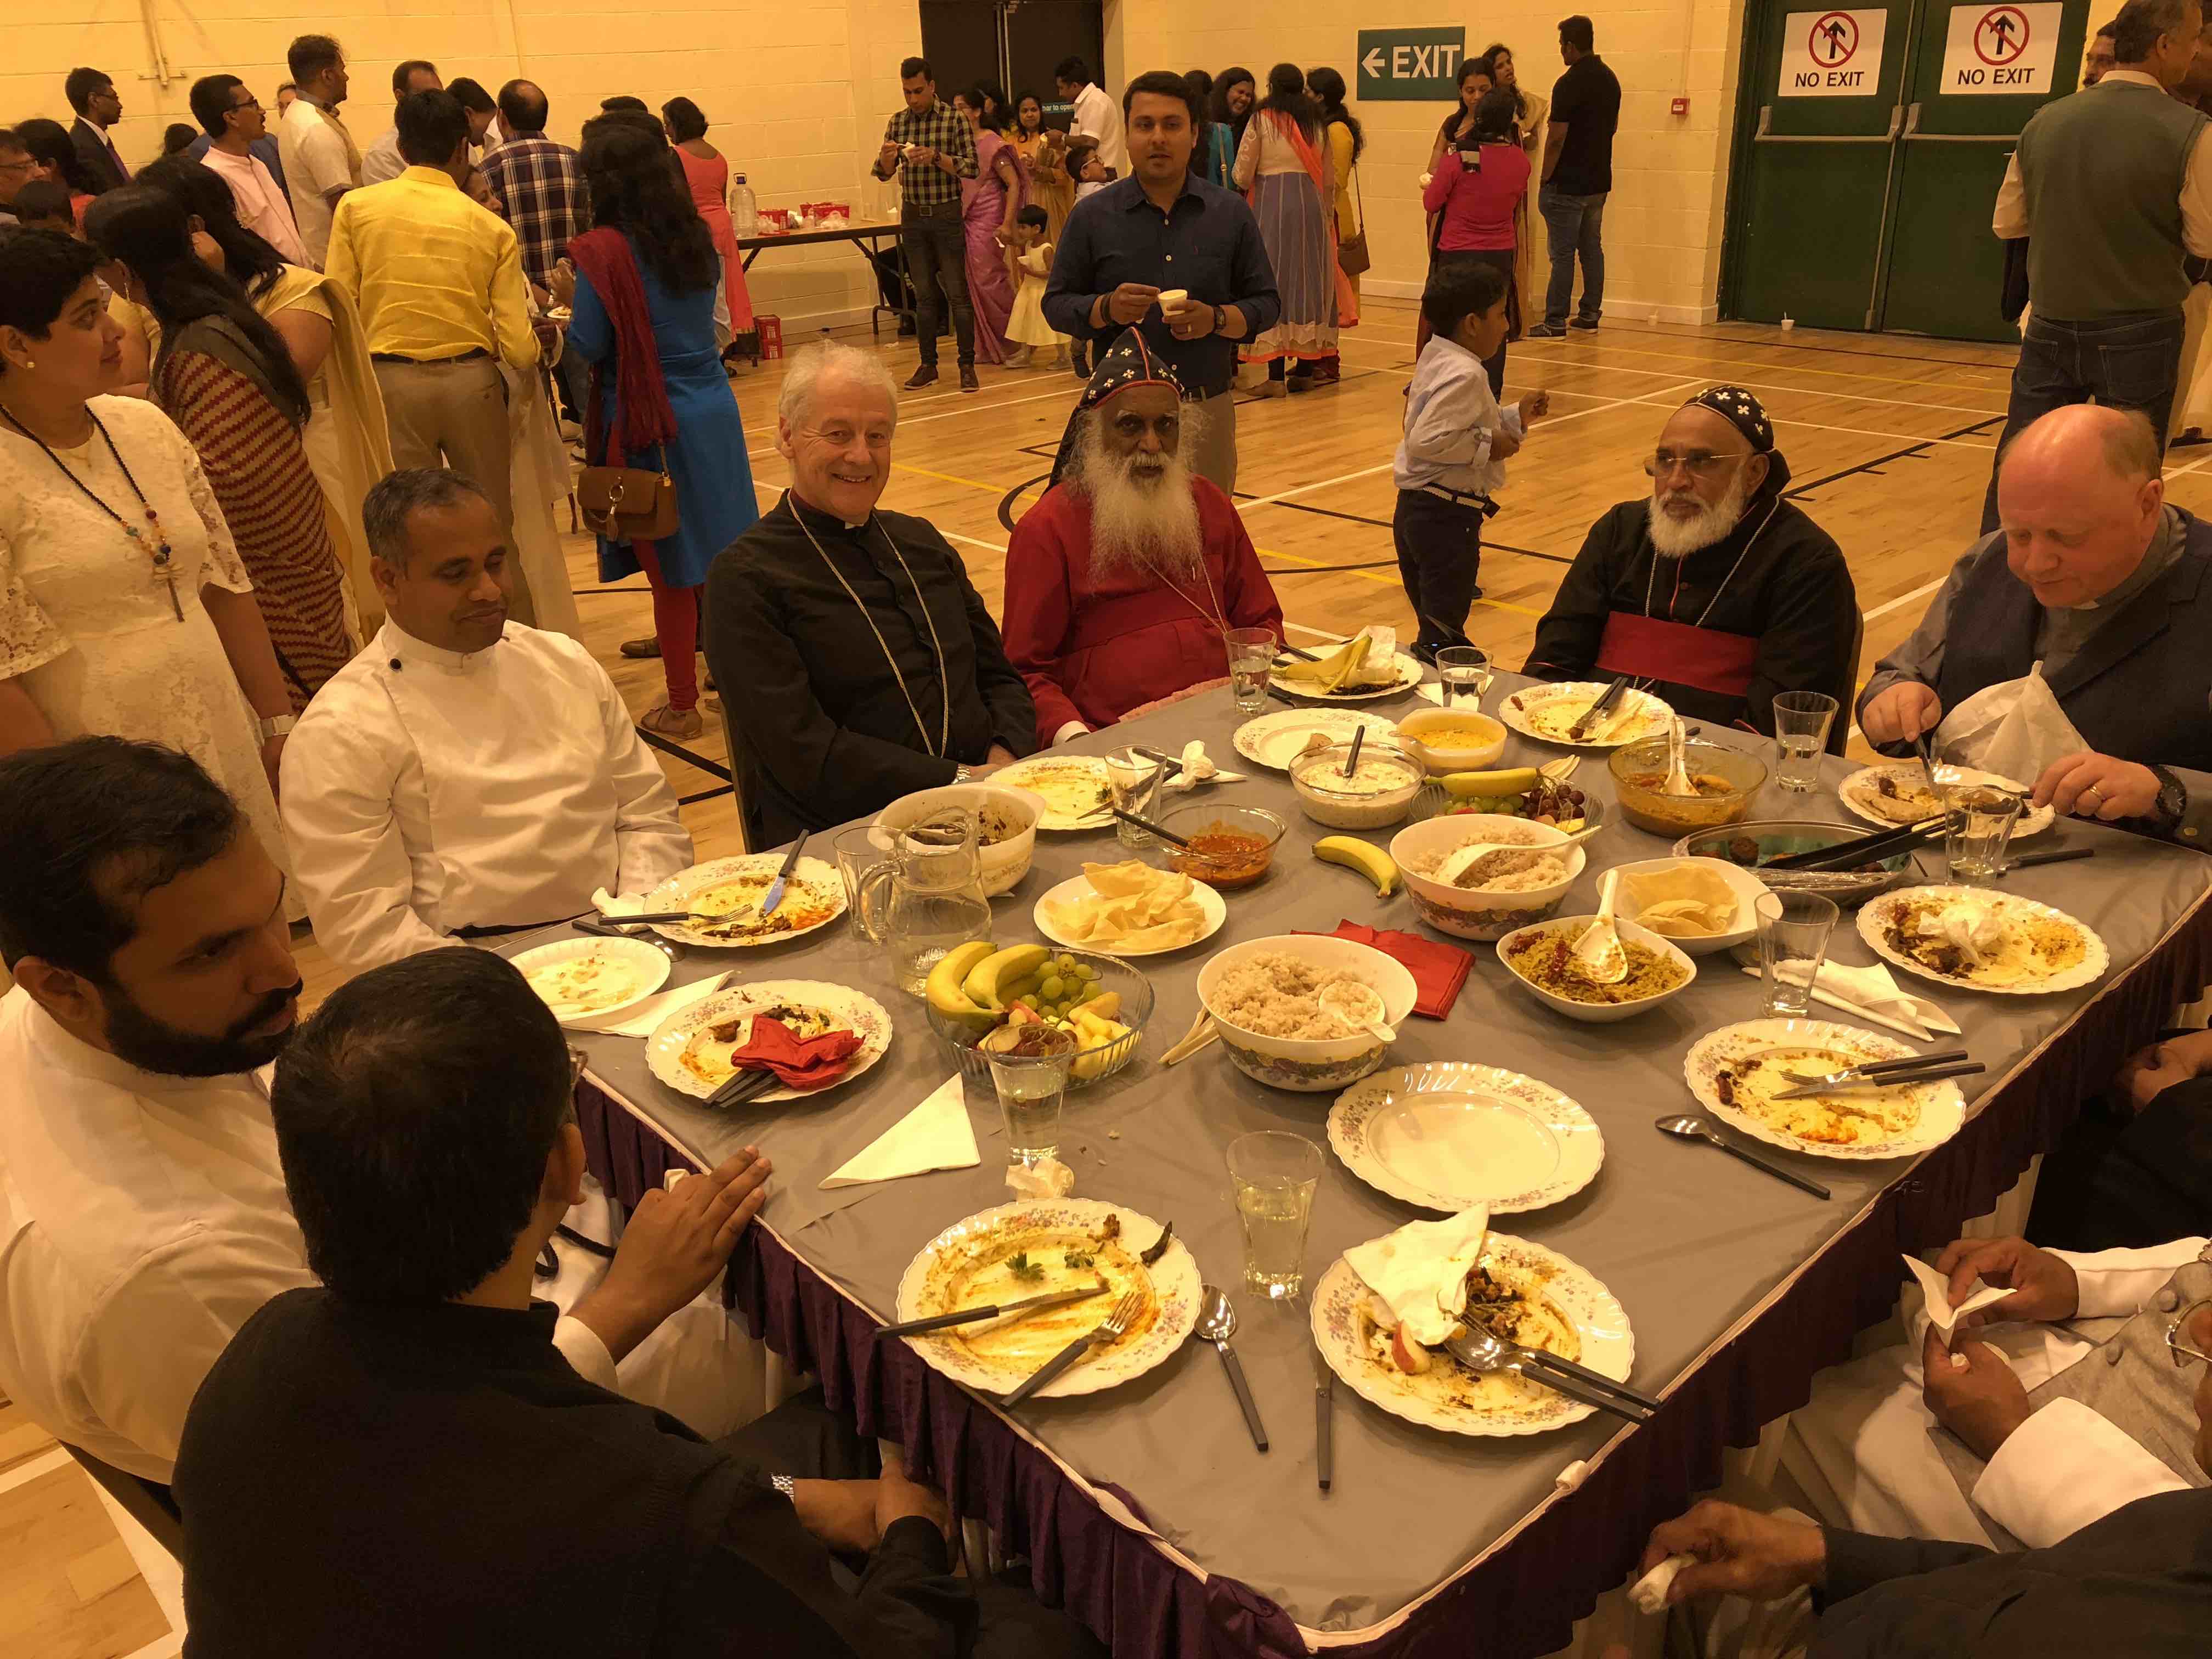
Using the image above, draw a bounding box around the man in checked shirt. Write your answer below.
[481,80,590,414]
[870,57,980,392]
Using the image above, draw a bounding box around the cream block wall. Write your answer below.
[1109,0,1747,323]
[2,0,926,329]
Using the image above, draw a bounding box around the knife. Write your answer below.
[1566,676,1629,743]
[1313,1343,1334,1494]
[1771,1059,1985,1101]
[759,831,809,918]
[1779,1048,1968,1088]
[874,1284,1107,1340]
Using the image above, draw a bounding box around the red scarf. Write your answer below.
[567,227,678,467]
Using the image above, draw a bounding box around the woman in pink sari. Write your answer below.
[661,97,754,335]
[952,84,1025,365]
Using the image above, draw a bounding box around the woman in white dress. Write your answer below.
[0,230,299,880]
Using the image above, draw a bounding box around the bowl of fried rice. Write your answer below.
[1495,916,1696,1023]
[1390,815,1585,941]
[1197,935,1419,1091]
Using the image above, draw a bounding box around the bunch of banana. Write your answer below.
[1272,634,1368,693]
[1313,836,1400,896]
[927,943,1133,1075]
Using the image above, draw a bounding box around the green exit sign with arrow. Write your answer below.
[1355,27,1469,100]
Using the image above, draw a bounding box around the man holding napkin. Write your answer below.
[1861,404,2212,846]
[1002,329,1283,748]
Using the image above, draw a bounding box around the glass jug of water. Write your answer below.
[857,808,994,995]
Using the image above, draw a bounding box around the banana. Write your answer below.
[962,942,1053,1012]
[1313,835,1401,896]
[1440,766,1542,800]
[1273,634,1364,692]
[926,941,1000,1029]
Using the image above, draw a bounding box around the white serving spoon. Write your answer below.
[1318,980,1396,1044]
[1435,823,1603,888]
[1570,868,1629,984]
[1664,716,1696,797]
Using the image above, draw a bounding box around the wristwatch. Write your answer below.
[770,1472,796,1502]
[258,714,297,742]
[953,764,976,783]
[2149,764,2189,837]
[1212,303,1229,337]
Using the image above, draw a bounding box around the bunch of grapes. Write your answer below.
[1009,953,1105,1023]
[1446,778,1588,825]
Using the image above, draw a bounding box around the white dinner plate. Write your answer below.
[1231,708,1401,771]
[1681,1018,1968,1160]
[511,936,670,1024]
[1328,1063,1604,1212]
[1032,871,1227,955]
[1310,1233,1635,1437]
[1497,681,1674,749]
[989,755,1116,831]
[1838,764,2053,838]
[1272,650,1426,702]
[645,979,893,1104]
[1858,885,2108,996]
[893,1199,1200,1400]
[639,854,847,949]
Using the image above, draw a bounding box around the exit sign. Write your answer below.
[1355,27,1469,101]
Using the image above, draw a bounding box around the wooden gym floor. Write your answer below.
[14,300,2212,1655]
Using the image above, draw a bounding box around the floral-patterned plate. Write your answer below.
[1232,708,1401,771]
[1682,1018,1967,1161]
[1310,1233,1636,1437]
[1497,681,1673,749]
[645,980,892,1105]
[639,854,847,948]
[1328,1063,1604,1213]
[893,1200,1199,1400]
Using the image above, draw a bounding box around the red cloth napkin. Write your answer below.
[1300,922,1474,1020]
[727,1016,863,1088]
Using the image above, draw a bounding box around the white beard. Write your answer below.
[1070,415,1205,583]
[1648,471,1754,560]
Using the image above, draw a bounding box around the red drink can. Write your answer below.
[758,314,783,359]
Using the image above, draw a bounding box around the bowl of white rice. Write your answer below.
[1195,935,1419,1091]
[1389,815,1585,941]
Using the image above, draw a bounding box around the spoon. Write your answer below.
[1664,716,1696,797]
[1435,822,1603,887]
[1570,868,1628,985]
[1195,1285,1269,1452]
[1319,980,1396,1044]
[1444,1328,1660,1423]
[1342,725,1368,778]
[1654,1114,1831,1199]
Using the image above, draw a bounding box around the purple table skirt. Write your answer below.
[576,894,2212,1659]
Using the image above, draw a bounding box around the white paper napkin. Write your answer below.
[1630,1554,1693,1615]
[1159,740,1247,791]
[591,885,646,918]
[819,1075,979,1188]
[1414,682,1446,706]
[1735,957,1958,1041]
[1904,1255,2013,1345]
[564,973,727,1037]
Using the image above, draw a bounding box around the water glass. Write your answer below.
[1224,626,1277,714]
[1435,646,1493,709]
[1944,785,2023,883]
[988,1029,1078,1165]
[1756,890,1841,1017]
[1103,747,1164,847]
[1226,1131,1323,1300]
[1770,691,1838,793]
[832,826,890,943]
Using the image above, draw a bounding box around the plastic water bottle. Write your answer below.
[731,174,757,236]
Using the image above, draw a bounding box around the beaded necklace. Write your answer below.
[0,404,183,619]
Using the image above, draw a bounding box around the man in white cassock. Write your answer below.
[282,467,692,972]
[0,739,768,1485]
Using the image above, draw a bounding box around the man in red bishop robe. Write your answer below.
[1001,328,1283,747]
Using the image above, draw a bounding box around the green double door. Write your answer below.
[1724,0,2091,340]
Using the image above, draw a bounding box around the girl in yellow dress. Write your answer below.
[1002,206,1066,369]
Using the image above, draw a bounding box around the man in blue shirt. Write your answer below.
[1043,69,1280,494]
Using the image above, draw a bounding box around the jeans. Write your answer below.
[1978,307,2186,532]
[1393,489,1485,652]
[900,200,974,367]
[1537,187,1607,328]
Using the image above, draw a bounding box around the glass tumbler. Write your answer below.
[1434,646,1493,709]
[1943,785,2023,883]
[1226,1131,1323,1300]
[1756,890,1840,1017]
[1770,691,1838,793]
[1224,627,1277,715]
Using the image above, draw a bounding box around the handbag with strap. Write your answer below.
[1337,156,1370,276]
[578,448,679,543]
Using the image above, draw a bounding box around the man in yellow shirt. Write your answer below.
[326,88,545,623]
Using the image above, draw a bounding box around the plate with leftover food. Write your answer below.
[1329,1063,1604,1212]
[1683,1018,1968,1160]
[1271,632,1425,702]
[989,755,1115,831]
[640,855,846,948]
[1839,765,2052,837]
[1232,708,1401,771]
[892,1199,1199,1398]
[1858,885,2106,995]
[511,935,671,1023]
[1497,681,1673,749]
[646,979,892,1103]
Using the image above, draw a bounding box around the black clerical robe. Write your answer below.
[2028,1065,2212,1250]
[173,1290,971,1658]
[704,494,1036,847]
[1810,1488,2212,1657]
[1523,495,1858,740]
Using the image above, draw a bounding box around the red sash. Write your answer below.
[1594,612,1758,699]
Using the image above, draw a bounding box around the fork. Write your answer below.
[1003,1288,1147,1406]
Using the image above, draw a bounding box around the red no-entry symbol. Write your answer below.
[1809,12,1861,65]
[1976,5,2031,64]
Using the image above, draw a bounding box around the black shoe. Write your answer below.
[619,636,662,659]
[905,364,939,390]
[1569,316,1600,332]
[896,319,917,337]
[1525,322,1567,338]
[1285,371,1314,395]
[959,365,979,392]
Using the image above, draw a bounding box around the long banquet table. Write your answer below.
[519,674,2212,1658]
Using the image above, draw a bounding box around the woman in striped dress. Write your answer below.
[1232,64,1338,396]
[88,188,356,712]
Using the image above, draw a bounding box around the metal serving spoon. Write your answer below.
[1654,1114,1831,1199]
[1194,1285,1269,1452]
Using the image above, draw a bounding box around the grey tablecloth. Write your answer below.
[529,676,2212,1635]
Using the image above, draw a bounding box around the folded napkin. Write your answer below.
[1904,1255,2014,1346]
[591,886,647,918]
[728,1015,863,1089]
[1734,956,1959,1042]
[1414,682,1446,707]
[821,1074,980,1188]
[1159,740,1247,791]
[564,973,726,1037]
[1300,922,1474,1020]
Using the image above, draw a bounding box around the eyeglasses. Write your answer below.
[2167,1296,2212,1368]
[0,157,35,178]
[1643,449,1753,480]
[230,96,262,112]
